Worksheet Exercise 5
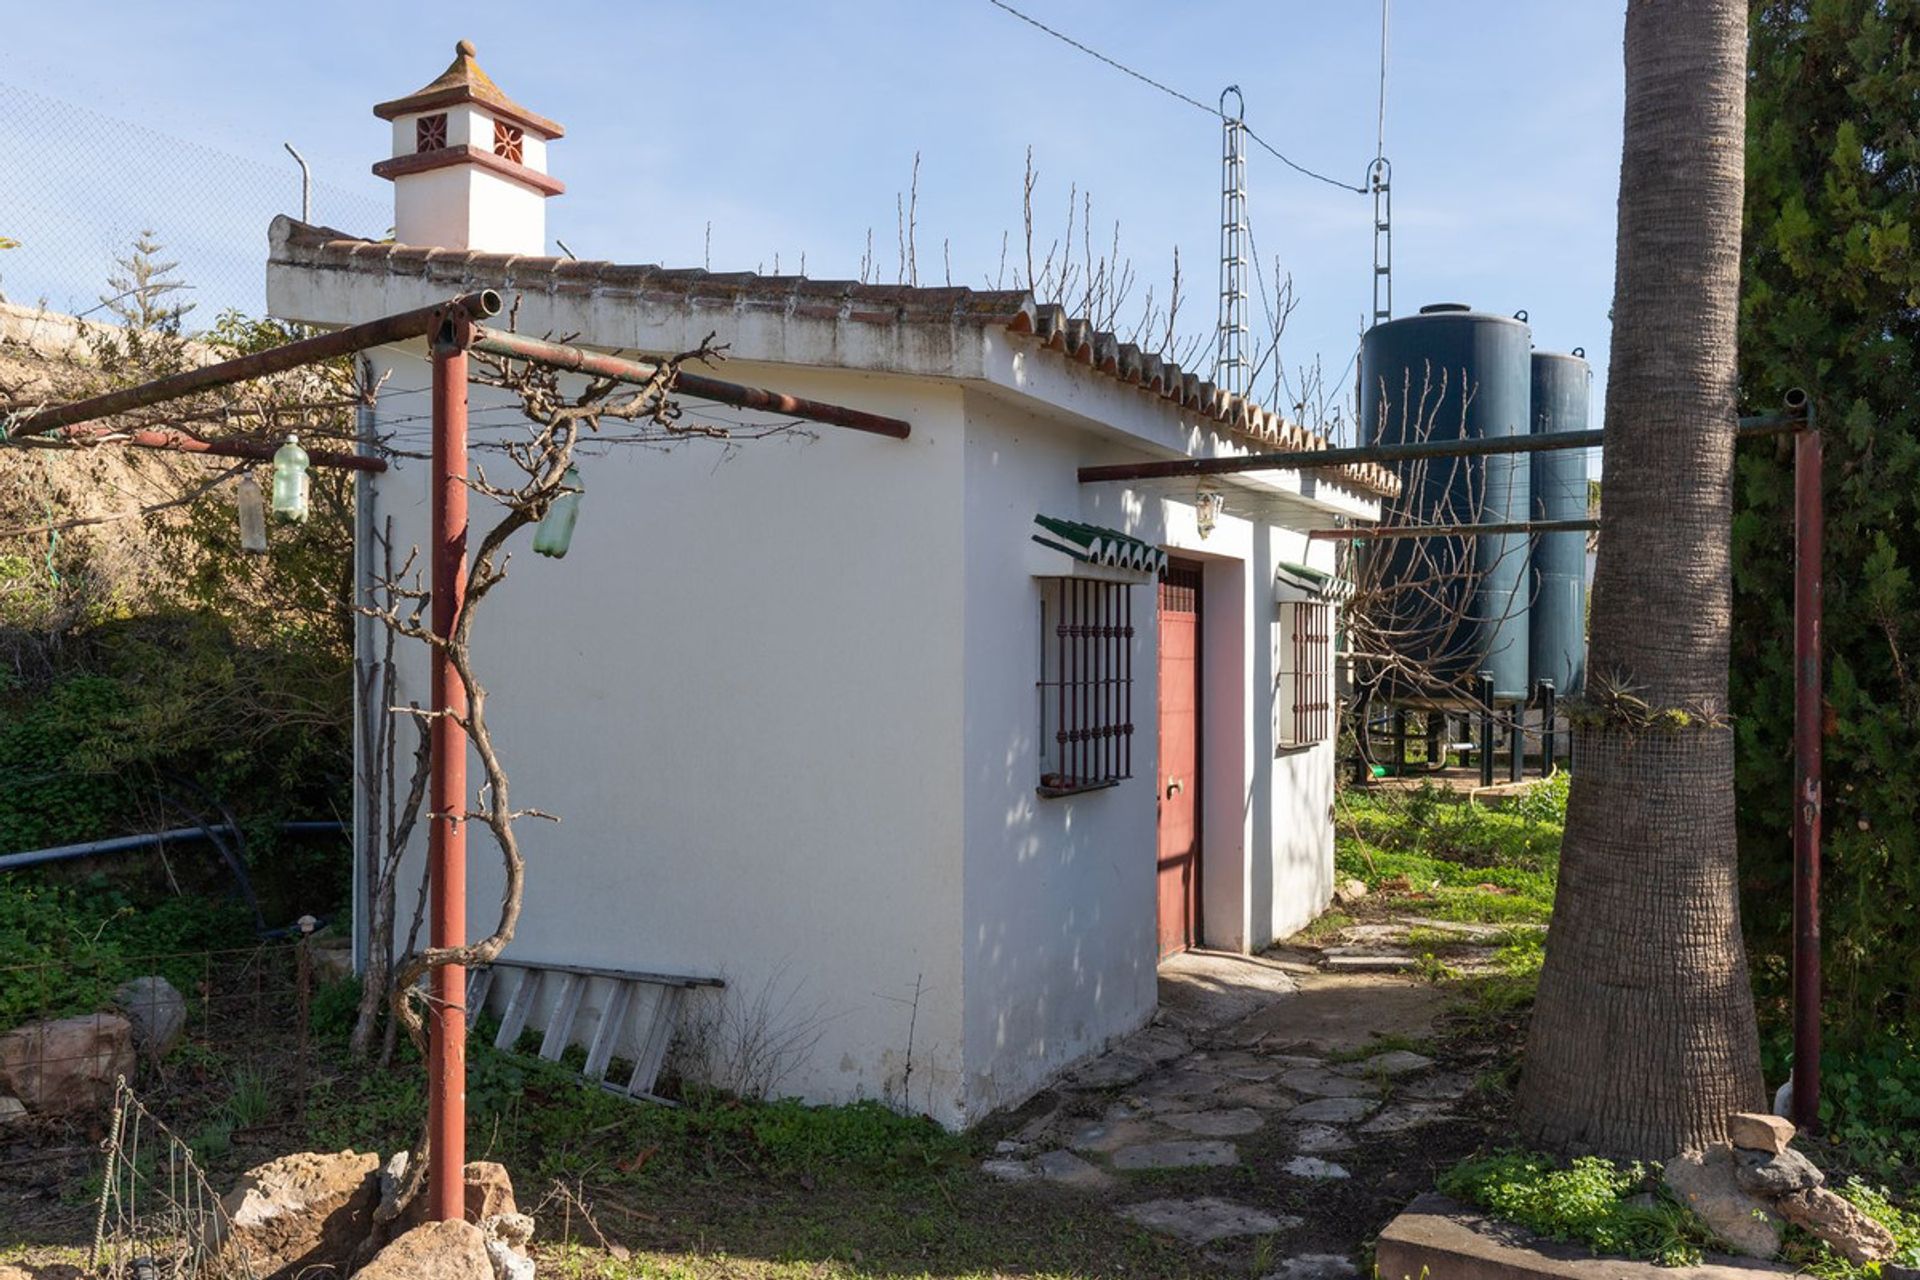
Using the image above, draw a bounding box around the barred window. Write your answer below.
[1276,601,1333,749]
[1037,577,1135,795]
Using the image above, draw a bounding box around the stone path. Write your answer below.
[980,926,1478,1274]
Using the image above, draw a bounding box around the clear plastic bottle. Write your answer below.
[235,475,268,553]
[272,433,310,523]
[532,467,582,558]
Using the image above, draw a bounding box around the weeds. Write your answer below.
[1438,1151,1712,1266]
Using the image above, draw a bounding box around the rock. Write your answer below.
[1159,1107,1265,1137]
[0,1095,26,1126]
[1067,1053,1153,1090]
[1293,1124,1353,1154]
[1263,1255,1359,1280]
[980,1158,1034,1183]
[992,1139,1029,1155]
[1727,1111,1796,1155]
[1278,1066,1381,1099]
[1351,1049,1435,1077]
[0,1012,135,1113]
[483,1212,535,1250]
[1066,1118,1165,1154]
[1399,1070,1474,1101]
[1030,1148,1110,1189]
[1333,877,1369,906]
[485,1238,535,1280]
[209,1149,380,1279]
[1283,1156,1350,1180]
[1285,1096,1375,1124]
[1733,1145,1824,1196]
[1358,1103,1452,1135]
[399,1160,517,1229]
[1662,1147,1782,1259]
[1320,950,1417,973]
[1883,1265,1920,1280]
[1118,1196,1299,1244]
[1110,1139,1239,1170]
[1774,1186,1897,1265]
[357,1219,492,1280]
[112,976,187,1058]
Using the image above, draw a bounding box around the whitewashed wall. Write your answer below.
[360,348,976,1125]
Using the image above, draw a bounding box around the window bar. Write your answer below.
[1121,583,1128,782]
[1071,578,1083,786]
[1107,580,1118,781]
[1056,584,1067,784]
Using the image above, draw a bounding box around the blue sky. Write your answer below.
[1,1,1627,436]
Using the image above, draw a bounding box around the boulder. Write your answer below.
[486,1237,536,1280]
[0,1095,26,1126]
[401,1160,518,1228]
[483,1212,535,1250]
[356,1220,492,1280]
[1733,1145,1824,1196]
[113,976,187,1058]
[1728,1111,1796,1155]
[0,1012,135,1113]
[1662,1147,1781,1259]
[1774,1186,1898,1265]
[1333,878,1369,907]
[207,1149,380,1279]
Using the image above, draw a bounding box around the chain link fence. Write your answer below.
[0,80,387,325]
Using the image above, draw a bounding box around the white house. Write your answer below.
[267,43,1392,1129]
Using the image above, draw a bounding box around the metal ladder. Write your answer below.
[465,959,723,1104]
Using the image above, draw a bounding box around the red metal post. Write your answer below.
[428,307,473,1220]
[1792,415,1822,1132]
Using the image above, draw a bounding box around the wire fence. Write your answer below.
[0,79,387,326]
[0,939,333,1252]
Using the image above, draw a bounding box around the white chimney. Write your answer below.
[371,40,564,254]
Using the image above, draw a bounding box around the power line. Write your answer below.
[984,0,1365,195]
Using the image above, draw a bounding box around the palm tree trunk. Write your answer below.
[1516,0,1764,1156]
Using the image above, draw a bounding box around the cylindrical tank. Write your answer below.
[1528,350,1591,695]
[1359,303,1532,702]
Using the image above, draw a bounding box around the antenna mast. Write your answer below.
[1369,0,1393,328]
[1215,86,1250,399]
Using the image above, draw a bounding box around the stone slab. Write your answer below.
[1031,1148,1112,1190]
[1280,1066,1382,1099]
[1293,1124,1354,1154]
[1286,1096,1376,1124]
[1322,952,1419,973]
[1111,1140,1239,1171]
[1067,1053,1154,1090]
[1240,974,1449,1055]
[1283,1156,1350,1180]
[1375,1193,1798,1280]
[1358,1103,1453,1135]
[1119,1196,1299,1245]
[1161,1107,1266,1137]
[1264,1255,1360,1280]
[1066,1118,1167,1154]
[1399,1071,1474,1101]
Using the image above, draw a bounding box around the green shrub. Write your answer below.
[1439,1151,1711,1266]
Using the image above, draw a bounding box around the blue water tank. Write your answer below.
[1358,304,1532,702]
[1528,350,1591,695]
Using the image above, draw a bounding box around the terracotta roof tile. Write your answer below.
[373,40,564,139]
[267,217,1397,498]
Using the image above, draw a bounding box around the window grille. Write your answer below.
[1037,578,1135,794]
[416,113,448,153]
[1276,601,1333,749]
[493,119,524,163]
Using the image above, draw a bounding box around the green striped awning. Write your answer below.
[1032,515,1168,577]
[1275,560,1355,604]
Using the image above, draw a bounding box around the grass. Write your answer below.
[1438,1151,1714,1266]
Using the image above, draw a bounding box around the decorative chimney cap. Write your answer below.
[372,39,564,139]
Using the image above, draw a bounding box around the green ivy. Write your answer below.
[1735,0,1920,1150]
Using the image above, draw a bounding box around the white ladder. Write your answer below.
[465,959,722,1104]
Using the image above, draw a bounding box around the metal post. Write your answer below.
[428,307,472,1221]
[1792,407,1822,1132]
[1538,680,1556,777]
[1425,712,1443,770]
[1508,698,1523,783]
[1478,673,1495,789]
[1392,709,1407,772]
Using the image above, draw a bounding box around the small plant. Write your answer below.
[1439,1151,1712,1266]
[224,1065,274,1128]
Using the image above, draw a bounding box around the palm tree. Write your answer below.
[1516,0,1765,1156]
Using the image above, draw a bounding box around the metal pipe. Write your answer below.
[468,328,912,440]
[428,310,472,1222]
[1478,673,1495,789]
[0,821,344,871]
[1078,418,1802,485]
[7,291,502,440]
[1537,681,1556,778]
[1310,518,1597,541]
[1791,388,1822,1132]
[21,427,388,473]
[284,143,312,223]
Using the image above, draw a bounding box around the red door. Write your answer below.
[1157,561,1202,957]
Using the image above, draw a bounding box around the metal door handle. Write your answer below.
[1166,777,1184,798]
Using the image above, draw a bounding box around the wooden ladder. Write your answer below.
[465,960,722,1104]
